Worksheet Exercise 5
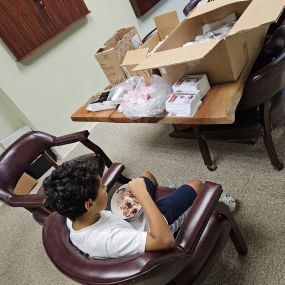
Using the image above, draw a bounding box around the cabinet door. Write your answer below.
[0,0,57,60]
[0,0,89,61]
[130,0,160,17]
[43,0,90,31]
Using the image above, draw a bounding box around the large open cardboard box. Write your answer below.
[95,27,142,86]
[134,0,285,84]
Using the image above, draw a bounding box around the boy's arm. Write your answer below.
[128,178,174,251]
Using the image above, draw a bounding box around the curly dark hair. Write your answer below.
[43,156,103,220]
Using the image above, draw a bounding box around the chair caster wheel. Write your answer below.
[273,162,283,171]
[207,164,217,171]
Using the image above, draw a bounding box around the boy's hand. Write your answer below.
[128,178,148,198]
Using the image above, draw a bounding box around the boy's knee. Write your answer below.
[141,170,153,177]
[141,170,157,186]
[187,179,203,194]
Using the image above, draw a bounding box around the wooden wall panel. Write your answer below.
[0,0,90,61]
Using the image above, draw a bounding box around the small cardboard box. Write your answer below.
[134,0,285,84]
[95,27,142,86]
[120,11,179,84]
[14,173,37,195]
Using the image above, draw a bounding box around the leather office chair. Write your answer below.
[171,25,285,170]
[200,25,285,170]
[183,0,206,17]
[43,181,247,285]
[0,130,129,225]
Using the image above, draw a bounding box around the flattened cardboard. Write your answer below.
[95,27,142,86]
[135,0,285,84]
[14,173,37,195]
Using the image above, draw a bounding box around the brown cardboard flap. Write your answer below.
[229,0,285,35]
[121,48,149,66]
[14,173,37,195]
[154,11,179,40]
[187,0,251,19]
[134,40,220,70]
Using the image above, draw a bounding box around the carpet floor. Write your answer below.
[0,123,284,285]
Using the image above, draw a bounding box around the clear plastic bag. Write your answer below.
[117,75,172,120]
[108,76,141,104]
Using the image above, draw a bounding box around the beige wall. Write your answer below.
[0,0,188,155]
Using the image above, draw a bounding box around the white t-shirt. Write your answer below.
[66,210,148,259]
[66,209,189,259]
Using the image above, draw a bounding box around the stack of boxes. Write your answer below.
[166,74,210,116]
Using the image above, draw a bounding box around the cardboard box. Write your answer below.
[14,173,37,195]
[142,11,180,51]
[121,11,179,84]
[95,27,142,86]
[121,48,152,84]
[134,0,285,84]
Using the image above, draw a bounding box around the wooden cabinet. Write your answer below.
[0,0,90,61]
[130,0,160,17]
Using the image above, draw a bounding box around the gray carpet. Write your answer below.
[0,123,284,285]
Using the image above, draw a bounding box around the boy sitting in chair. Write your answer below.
[43,157,202,259]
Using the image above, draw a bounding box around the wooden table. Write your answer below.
[72,78,245,125]
[72,65,250,171]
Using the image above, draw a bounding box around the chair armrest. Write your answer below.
[8,194,45,208]
[174,181,222,254]
[102,163,125,191]
[54,131,89,146]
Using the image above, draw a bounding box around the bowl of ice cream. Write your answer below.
[111,184,143,221]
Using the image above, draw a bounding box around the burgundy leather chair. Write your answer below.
[171,25,285,170]
[42,182,247,285]
[183,0,206,17]
[200,25,285,170]
[0,130,129,225]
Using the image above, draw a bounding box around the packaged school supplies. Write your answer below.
[86,90,117,112]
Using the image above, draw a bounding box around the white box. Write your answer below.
[172,74,210,93]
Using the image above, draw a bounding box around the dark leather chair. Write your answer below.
[183,0,205,17]
[0,130,129,225]
[200,25,285,170]
[43,181,247,285]
[171,25,285,170]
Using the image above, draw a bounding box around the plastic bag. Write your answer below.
[108,76,141,104]
[116,75,172,120]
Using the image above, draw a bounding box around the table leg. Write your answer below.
[192,125,217,171]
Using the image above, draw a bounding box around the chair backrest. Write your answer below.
[239,26,285,109]
[0,131,55,198]
[183,0,203,16]
[42,183,227,285]
[43,212,185,285]
[43,186,187,285]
